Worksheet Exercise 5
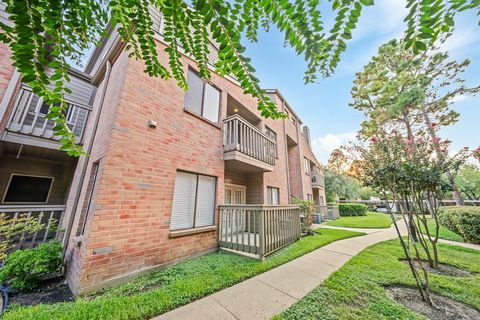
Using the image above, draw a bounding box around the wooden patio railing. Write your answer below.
[223,115,277,166]
[218,205,301,259]
[0,205,66,250]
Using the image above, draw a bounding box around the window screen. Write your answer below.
[3,175,53,203]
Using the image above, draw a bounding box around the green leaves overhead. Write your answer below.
[404,0,480,53]
[0,0,479,156]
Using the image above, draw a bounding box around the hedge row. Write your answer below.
[438,206,480,244]
[338,203,368,217]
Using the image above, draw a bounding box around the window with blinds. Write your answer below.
[184,69,220,123]
[170,171,216,230]
[304,157,310,174]
[267,186,280,205]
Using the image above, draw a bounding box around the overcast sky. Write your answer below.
[242,0,480,163]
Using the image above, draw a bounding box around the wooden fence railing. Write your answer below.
[218,205,301,259]
[0,205,66,250]
[223,115,277,166]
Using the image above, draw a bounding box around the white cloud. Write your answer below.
[350,0,407,41]
[440,28,480,55]
[311,132,357,164]
[450,95,470,103]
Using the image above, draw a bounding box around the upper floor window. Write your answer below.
[265,126,277,141]
[170,171,216,230]
[304,157,310,174]
[184,69,220,123]
[265,125,278,157]
[307,194,313,202]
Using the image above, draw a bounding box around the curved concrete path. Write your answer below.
[154,223,407,320]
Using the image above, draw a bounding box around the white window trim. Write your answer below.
[2,173,54,204]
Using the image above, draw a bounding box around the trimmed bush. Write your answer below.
[0,241,63,290]
[438,206,480,244]
[338,203,368,217]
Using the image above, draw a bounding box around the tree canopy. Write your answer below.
[0,0,479,155]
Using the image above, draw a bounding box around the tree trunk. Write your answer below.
[420,105,465,205]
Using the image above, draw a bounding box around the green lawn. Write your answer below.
[326,212,394,229]
[3,228,364,320]
[418,217,464,242]
[275,240,480,320]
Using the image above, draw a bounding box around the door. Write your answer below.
[224,184,246,204]
[224,184,246,235]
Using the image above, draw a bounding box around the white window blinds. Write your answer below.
[170,171,216,230]
[195,175,216,227]
[267,187,279,205]
[185,69,203,115]
[184,69,220,123]
[202,84,220,122]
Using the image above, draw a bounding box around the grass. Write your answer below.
[275,239,480,320]
[326,212,394,229]
[2,228,364,320]
[418,217,464,242]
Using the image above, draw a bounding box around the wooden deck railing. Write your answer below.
[218,205,301,259]
[223,115,277,166]
[6,84,91,143]
[316,205,339,221]
[311,171,325,188]
[0,204,66,250]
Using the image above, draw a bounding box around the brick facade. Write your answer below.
[0,34,326,294]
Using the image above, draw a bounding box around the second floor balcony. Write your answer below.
[223,114,276,172]
[3,84,91,149]
[311,171,325,189]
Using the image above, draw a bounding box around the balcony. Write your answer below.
[223,115,276,172]
[311,171,325,189]
[0,204,66,250]
[218,205,301,259]
[3,84,91,149]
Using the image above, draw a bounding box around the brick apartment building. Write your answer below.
[0,8,326,294]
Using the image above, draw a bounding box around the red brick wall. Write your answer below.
[66,38,324,293]
[0,42,19,131]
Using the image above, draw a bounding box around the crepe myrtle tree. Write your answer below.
[0,0,479,156]
[351,133,467,304]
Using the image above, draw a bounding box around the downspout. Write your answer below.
[281,99,291,203]
[62,60,112,254]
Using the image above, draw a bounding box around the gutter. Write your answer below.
[62,60,113,254]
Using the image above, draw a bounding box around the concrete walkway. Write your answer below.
[154,223,407,320]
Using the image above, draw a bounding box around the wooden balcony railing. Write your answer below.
[311,171,325,188]
[5,84,91,143]
[223,115,276,166]
[0,204,66,250]
[218,204,301,259]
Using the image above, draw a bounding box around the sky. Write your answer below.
[241,0,480,164]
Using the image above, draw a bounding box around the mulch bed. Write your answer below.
[7,276,74,307]
[386,286,480,320]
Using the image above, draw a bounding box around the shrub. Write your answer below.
[293,198,316,235]
[338,203,368,217]
[0,241,63,290]
[438,206,480,244]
